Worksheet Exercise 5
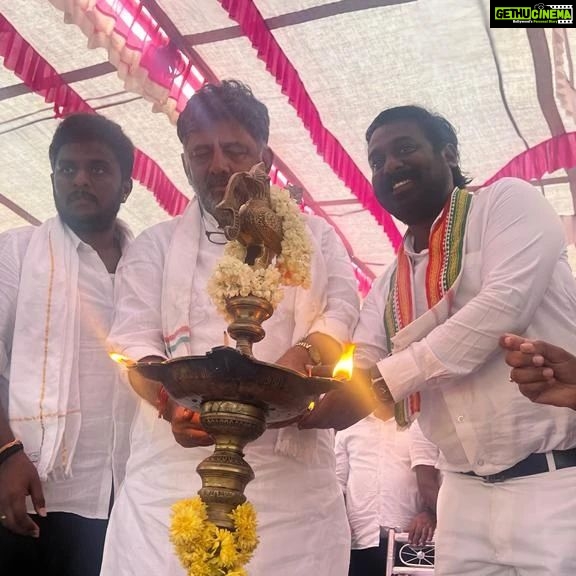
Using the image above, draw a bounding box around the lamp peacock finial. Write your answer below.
[213,162,283,269]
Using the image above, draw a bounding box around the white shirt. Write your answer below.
[102,213,360,576]
[354,178,576,475]
[0,225,135,519]
[335,416,437,549]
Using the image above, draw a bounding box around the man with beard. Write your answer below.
[0,113,136,576]
[101,80,359,576]
[352,105,576,575]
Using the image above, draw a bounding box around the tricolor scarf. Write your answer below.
[384,187,473,427]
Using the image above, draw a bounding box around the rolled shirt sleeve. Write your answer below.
[409,421,439,469]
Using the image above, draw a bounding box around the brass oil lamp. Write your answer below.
[126,164,344,530]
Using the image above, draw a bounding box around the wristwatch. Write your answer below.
[295,339,322,366]
[370,365,394,404]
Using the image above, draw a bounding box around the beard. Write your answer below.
[373,164,453,226]
[193,173,231,218]
[54,190,122,234]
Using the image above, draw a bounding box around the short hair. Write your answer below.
[49,113,135,180]
[365,105,470,188]
[177,80,270,145]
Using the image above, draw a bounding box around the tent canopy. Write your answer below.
[1,0,576,283]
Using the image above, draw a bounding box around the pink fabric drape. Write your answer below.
[483,131,576,186]
[0,12,189,216]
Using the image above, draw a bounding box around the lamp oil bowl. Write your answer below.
[129,346,343,529]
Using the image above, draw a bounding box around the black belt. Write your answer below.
[463,447,576,483]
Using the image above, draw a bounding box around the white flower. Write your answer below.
[207,185,312,318]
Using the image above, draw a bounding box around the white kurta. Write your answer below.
[102,213,359,576]
[335,416,437,549]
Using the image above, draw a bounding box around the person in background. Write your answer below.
[335,403,439,576]
[501,334,576,410]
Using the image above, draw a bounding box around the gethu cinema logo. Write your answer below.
[495,5,573,22]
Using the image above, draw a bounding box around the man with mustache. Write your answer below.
[0,114,136,576]
[101,80,360,576]
[353,105,576,575]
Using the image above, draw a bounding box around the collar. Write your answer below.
[368,412,395,425]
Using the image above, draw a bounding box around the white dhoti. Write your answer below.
[101,402,350,575]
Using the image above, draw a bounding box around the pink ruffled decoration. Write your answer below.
[49,0,205,122]
[483,131,576,186]
[219,0,402,250]
[0,16,89,117]
[0,12,189,216]
[133,150,189,215]
[353,265,373,297]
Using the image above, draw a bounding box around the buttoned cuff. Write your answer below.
[375,340,446,401]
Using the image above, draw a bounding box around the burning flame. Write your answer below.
[332,343,356,381]
[109,352,136,367]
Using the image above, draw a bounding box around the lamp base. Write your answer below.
[197,399,267,529]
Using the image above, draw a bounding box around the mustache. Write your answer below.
[206,175,231,191]
[382,169,419,190]
[67,190,97,204]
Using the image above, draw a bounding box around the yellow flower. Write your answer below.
[170,497,259,576]
[170,497,208,546]
[214,528,239,568]
[231,503,259,552]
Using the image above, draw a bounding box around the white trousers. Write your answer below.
[435,466,576,575]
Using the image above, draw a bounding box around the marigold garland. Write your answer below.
[207,186,312,319]
[170,497,259,576]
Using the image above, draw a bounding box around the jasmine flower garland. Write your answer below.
[207,186,312,319]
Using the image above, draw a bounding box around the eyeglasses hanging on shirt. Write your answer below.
[204,230,228,245]
[198,200,228,246]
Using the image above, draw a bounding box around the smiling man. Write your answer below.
[353,105,576,575]
[0,114,136,576]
